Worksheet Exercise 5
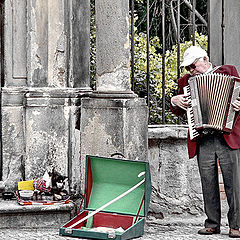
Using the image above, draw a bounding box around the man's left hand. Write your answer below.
[232,97,240,111]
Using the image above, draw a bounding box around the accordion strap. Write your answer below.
[209,65,221,74]
[211,65,240,81]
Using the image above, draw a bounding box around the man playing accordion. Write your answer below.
[171,46,240,238]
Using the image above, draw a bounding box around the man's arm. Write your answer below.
[170,74,190,116]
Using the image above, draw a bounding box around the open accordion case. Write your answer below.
[60,155,152,240]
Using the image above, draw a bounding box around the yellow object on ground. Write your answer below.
[18,180,35,190]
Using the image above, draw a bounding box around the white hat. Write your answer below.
[180,46,208,67]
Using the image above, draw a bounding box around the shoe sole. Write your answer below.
[198,231,220,235]
[229,234,240,238]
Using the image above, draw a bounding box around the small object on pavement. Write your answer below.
[19,190,34,200]
[2,191,15,200]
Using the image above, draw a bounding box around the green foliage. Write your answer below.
[134,0,208,48]
[133,32,208,124]
[90,0,208,124]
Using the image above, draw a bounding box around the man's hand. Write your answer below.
[171,94,189,111]
[232,97,240,111]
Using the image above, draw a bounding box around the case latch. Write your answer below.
[65,228,73,234]
[108,231,116,239]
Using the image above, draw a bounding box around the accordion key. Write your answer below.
[184,73,240,140]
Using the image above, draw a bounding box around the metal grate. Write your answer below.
[130,0,208,124]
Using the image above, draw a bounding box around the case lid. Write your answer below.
[84,155,151,217]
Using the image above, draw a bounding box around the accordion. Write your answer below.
[183,73,240,140]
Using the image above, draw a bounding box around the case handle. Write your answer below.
[110,153,125,158]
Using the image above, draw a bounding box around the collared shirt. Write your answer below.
[171,63,213,107]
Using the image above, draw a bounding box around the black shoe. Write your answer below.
[229,229,240,238]
[198,227,220,235]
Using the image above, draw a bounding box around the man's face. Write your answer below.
[186,57,209,76]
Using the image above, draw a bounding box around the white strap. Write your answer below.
[209,65,221,74]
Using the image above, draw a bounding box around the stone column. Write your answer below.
[24,0,91,192]
[95,0,132,93]
[1,0,91,191]
[209,1,240,72]
[80,0,148,191]
[224,1,240,72]
[71,0,91,89]
[1,0,27,189]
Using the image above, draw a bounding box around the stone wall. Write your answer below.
[1,0,91,192]
[0,0,148,198]
[148,125,228,219]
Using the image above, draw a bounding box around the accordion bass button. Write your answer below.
[202,129,208,135]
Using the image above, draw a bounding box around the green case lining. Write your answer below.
[85,156,147,216]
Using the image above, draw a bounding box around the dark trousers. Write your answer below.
[197,134,240,229]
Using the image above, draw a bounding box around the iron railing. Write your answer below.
[130,0,208,124]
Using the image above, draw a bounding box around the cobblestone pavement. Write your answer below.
[0,226,232,240]
[0,217,233,240]
[0,225,232,240]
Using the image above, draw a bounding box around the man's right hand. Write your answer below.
[171,94,189,111]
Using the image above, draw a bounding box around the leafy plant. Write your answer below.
[90,0,208,124]
[133,32,208,124]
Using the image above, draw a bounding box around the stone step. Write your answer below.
[0,199,75,229]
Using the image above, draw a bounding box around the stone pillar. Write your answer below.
[224,1,240,72]
[24,89,81,182]
[71,0,91,89]
[1,0,27,188]
[80,0,148,191]
[95,0,132,92]
[27,0,67,87]
[23,0,91,192]
[1,0,91,191]
[209,1,240,72]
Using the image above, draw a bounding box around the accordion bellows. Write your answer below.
[184,73,240,140]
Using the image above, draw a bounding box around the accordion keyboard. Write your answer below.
[184,85,200,140]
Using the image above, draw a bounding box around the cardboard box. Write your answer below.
[60,155,151,239]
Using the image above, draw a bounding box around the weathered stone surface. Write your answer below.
[95,0,131,91]
[0,85,86,193]
[23,89,85,185]
[80,97,148,159]
[25,105,69,180]
[148,126,229,218]
[209,0,222,67]
[4,0,27,87]
[0,200,74,229]
[148,137,203,217]
[148,125,188,140]
[71,0,91,89]
[2,107,25,190]
[79,97,148,191]
[224,1,240,71]
[27,0,68,87]
[209,1,240,72]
